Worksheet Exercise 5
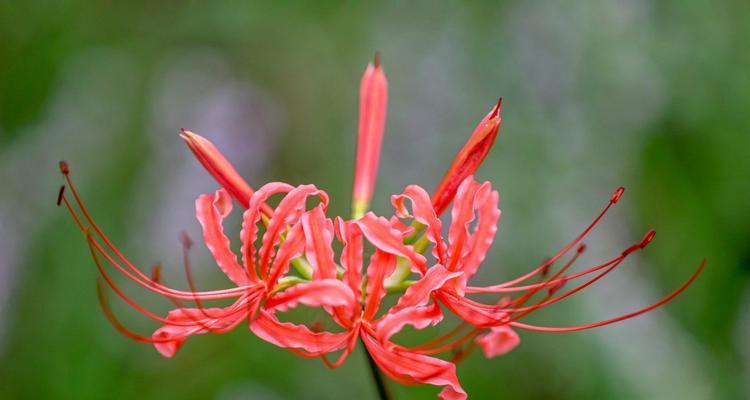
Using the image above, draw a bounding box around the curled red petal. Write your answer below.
[392,265,462,312]
[251,310,352,356]
[259,185,329,279]
[474,325,520,358]
[362,334,467,400]
[391,184,448,264]
[375,302,443,343]
[241,182,295,280]
[265,279,356,312]
[152,304,248,358]
[363,250,398,321]
[456,181,500,288]
[354,212,427,275]
[266,222,306,287]
[302,205,338,280]
[196,188,250,286]
[336,218,363,312]
[446,177,482,272]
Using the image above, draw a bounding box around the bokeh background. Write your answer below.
[1,1,748,399]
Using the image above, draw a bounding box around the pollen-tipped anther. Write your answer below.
[57,185,66,206]
[151,264,162,283]
[59,160,70,175]
[622,230,656,256]
[610,187,625,203]
[639,230,656,248]
[547,279,567,296]
[179,231,194,250]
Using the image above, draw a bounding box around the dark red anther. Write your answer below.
[151,264,162,283]
[498,295,512,308]
[373,51,381,68]
[547,279,567,295]
[59,160,70,175]
[610,187,625,204]
[540,261,551,278]
[57,185,66,206]
[179,231,194,249]
[577,243,587,253]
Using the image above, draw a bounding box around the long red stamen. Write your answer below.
[510,259,706,332]
[88,232,249,327]
[96,280,176,344]
[59,171,252,300]
[504,232,656,315]
[455,232,653,316]
[482,187,625,289]
[413,328,481,355]
[451,341,478,364]
[410,323,472,351]
[504,243,586,310]
[179,231,223,319]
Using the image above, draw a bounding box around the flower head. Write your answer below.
[59,56,704,400]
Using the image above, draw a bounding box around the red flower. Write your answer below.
[59,163,354,357]
[255,214,467,400]
[391,175,705,357]
[59,55,705,400]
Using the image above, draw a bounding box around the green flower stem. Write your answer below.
[386,279,416,294]
[271,276,306,294]
[362,339,393,400]
[290,257,313,280]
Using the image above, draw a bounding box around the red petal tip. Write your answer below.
[639,230,656,249]
[492,97,503,117]
[611,187,625,203]
[59,160,70,175]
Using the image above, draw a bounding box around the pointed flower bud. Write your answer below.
[431,98,502,216]
[180,129,255,207]
[352,54,388,219]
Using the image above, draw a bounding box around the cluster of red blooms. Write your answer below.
[59,56,704,399]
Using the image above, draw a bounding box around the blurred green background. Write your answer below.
[1,1,748,399]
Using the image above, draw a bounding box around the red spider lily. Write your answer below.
[59,55,705,400]
[254,215,467,400]
[391,175,705,358]
[59,162,355,357]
